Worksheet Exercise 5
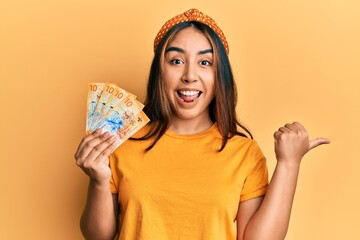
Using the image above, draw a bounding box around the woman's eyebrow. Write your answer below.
[165,47,184,54]
[198,49,213,55]
[165,47,213,55]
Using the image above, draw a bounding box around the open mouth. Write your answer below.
[177,90,202,102]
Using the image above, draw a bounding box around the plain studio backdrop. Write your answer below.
[0,0,359,239]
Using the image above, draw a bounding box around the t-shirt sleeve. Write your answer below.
[109,152,119,194]
[240,141,269,202]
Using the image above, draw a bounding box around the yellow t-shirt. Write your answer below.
[109,124,268,240]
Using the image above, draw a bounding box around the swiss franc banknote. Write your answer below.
[86,83,106,133]
[86,83,150,147]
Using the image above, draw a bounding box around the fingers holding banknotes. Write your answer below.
[75,82,150,183]
[75,129,119,184]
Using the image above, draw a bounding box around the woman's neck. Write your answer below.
[168,116,214,135]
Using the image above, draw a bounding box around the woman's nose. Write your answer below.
[181,64,198,83]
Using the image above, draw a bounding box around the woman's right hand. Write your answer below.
[74,129,119,185]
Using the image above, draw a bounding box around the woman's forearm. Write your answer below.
[244,161,300,240]
[80,179,117,240]
[243,122,329,239]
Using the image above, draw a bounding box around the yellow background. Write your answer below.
[1,0,359,239]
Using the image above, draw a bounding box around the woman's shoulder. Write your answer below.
[227,133,263,153]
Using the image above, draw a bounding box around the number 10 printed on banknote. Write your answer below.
[86,83,150,148]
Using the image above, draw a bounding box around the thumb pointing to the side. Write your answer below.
[309,138,331,151]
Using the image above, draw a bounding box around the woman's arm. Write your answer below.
[80,183,119,240]
[75,129,120,240]
[237,197,264,239]
[237,122,330,240]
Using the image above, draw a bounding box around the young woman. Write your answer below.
[75,9,329,240]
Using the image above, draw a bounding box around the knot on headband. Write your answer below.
[153,8,229,55]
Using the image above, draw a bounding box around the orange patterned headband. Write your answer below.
[153,8,229,55]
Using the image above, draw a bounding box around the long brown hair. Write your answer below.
[136,21,252,151]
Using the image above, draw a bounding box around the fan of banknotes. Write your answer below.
[86,82,150,147]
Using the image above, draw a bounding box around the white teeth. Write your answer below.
[179,90,200,96]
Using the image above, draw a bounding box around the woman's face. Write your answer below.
[162,27,215,125]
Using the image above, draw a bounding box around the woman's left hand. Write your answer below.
[273,122,330,167]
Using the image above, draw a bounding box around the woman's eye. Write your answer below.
[200,60,212,66]
[170,59,183,65]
